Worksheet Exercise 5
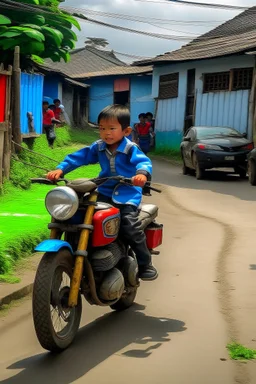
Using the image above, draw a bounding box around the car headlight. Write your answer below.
[45,186,79,221]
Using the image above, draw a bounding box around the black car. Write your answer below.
[180,126,254,180]
[247,149,256,185]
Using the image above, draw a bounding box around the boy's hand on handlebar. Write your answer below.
[47,169,63,181]
[132,174,147,187]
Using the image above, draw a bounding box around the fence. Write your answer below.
[0,63,12,185]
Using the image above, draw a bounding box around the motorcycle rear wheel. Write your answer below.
[32,249,82,352]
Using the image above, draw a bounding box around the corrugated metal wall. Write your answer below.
[130,76,155,127]
[87,77,114,124]
[195,90,250,133]
[20,73,44,134]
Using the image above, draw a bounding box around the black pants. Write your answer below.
[43,124,56,146]
[98,194,151,267]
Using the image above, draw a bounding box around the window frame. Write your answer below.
[158,72,179,99]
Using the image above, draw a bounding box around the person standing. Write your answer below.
[43,101,60,148]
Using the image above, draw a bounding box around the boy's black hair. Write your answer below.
[54,99,61,104]
[138,113,146,119]
[98,104,130,130]
[43,101,49,106]
[146,112,153,118]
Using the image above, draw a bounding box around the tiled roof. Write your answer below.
[73,65,152,79]
[64,78,90,88]
[43,46,126,77]
[135,7,256,65]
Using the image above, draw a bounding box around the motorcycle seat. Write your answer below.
[139,204,158,229]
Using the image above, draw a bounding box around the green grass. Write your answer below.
[151,147,182,164]
[0,127,100,281]
[227,342,256,361]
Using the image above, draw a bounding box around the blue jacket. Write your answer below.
[57,137,152,206]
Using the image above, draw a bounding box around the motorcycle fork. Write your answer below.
[68,191,98,307]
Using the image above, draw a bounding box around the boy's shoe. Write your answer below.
[139,264,158,281]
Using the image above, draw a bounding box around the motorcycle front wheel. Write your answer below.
[32,249,82,352]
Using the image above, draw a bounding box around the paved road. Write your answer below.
[1,161,256,383]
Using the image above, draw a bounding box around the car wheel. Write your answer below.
[234,165,247,179]
[193,153,204,180]
[248,160,256,186]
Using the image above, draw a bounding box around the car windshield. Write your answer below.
[196,127,242,139]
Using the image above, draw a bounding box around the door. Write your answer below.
[114,78,130,108]
[184,69,196,133]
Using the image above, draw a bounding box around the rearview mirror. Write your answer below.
[183,137,191,142]
[242,132,247,138]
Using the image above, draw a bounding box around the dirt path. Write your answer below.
[0,189,235,384]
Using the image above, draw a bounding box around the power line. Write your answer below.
[134,0,249,10]
[72,13,197,41]
[63,6,225,25]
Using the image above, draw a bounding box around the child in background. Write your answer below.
[42,101,60,148]
[134,113,152,155]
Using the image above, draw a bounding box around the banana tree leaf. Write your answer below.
[0,15,11,25]
[63,39,76,49]
[21,24,42,31]
[24,30,45,42]
[57,25,78,42]
[22,0,40,4]
[0,38,21,50]
[42,26,63,45]
[0,31,22,38]
[31,54,44,64]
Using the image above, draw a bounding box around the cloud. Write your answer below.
[63,0,256,62]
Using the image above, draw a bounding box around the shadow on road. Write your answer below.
[152,159,256,202]
[3,304,186,384]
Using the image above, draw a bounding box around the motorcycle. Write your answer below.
[31,176,163,352]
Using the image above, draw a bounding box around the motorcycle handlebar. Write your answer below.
[30,176,162,193]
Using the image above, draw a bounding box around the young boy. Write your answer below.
[47,104,158,281]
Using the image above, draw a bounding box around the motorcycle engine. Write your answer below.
[98,268,124,301]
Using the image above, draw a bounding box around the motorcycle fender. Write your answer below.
[35,240,73,254]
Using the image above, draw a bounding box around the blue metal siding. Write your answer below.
[20,73,44,135]
[43,76,59,101]
[87,78,113,124]
[155,70,187,150]
[130,76,154,127]
[195,90,250,133]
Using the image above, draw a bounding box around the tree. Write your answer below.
[0,0,81,66]
[84,37,109,49]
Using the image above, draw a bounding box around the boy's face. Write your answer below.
[139,116,145,124]
[43,103,48,111]
[55,101,60,107]
[146,115,152,122]
[99,118,131,146]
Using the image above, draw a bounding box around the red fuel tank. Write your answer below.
[91,206,121,247]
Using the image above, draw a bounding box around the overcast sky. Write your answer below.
[63,0,255,63]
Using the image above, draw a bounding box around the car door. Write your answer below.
[182,128,195,167]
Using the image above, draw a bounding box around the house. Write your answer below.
[42,46,154,128]
[136,6,256,150]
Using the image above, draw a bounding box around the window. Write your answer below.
[232,68,253,90]
[203,68,254,93]
[203,72,230,93]
[159,73,179,99]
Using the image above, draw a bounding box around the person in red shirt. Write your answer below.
[134,113,154,196]
[134,113,153,154]
[43,101,60,148]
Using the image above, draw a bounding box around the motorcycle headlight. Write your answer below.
[45,186,79,221]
